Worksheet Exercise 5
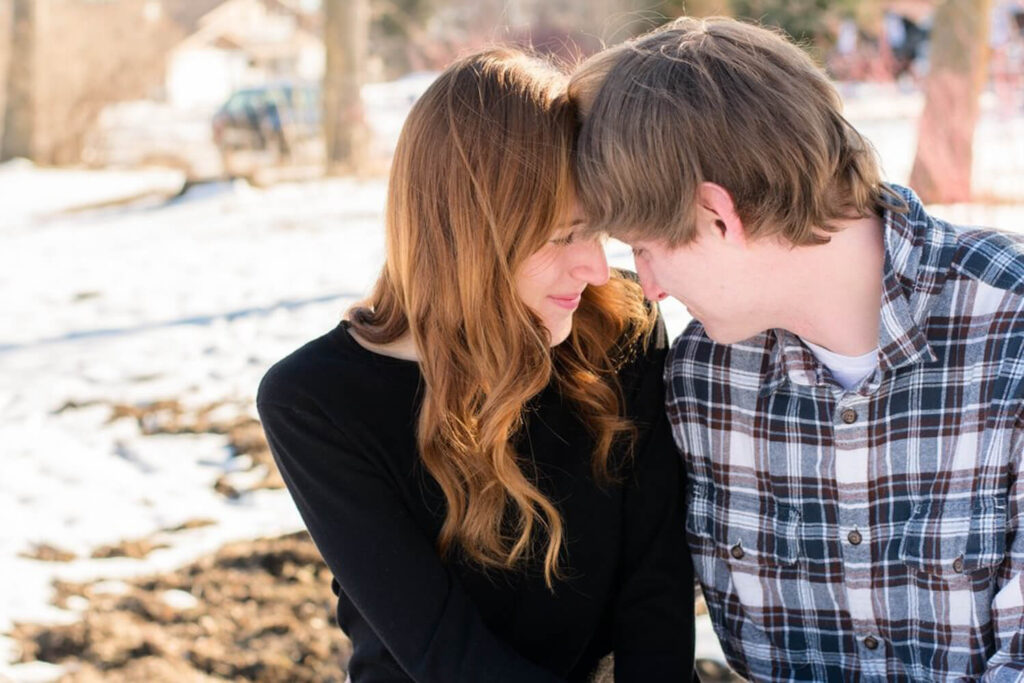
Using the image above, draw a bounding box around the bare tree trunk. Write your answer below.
[2,0,36,161]
[908,0,991,203]
[324,0,369,176]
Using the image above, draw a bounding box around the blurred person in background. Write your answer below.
[883,9,929,85]
[571,16,1024,681]
[257,48,694,683]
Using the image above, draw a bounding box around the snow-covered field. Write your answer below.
[1,82,1022,681]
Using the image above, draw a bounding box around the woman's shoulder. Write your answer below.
[257,321,419,419]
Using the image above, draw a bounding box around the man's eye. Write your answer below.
[631,247,646,258]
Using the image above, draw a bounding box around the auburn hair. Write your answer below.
[570,16,904,247]
[348,48,653,587]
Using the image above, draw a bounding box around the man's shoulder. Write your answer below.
[938,224,1024,361]
[667,321,773,380]
[949,224,1024,300]
[889,184,1024,303]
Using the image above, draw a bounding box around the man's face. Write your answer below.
[630,234,769,344]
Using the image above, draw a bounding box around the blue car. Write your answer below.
[212,83,322,173]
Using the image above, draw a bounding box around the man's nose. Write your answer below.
[634,255,668,301]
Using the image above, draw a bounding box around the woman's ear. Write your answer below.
[697,182,746,247]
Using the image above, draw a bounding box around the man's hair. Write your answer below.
[570,16,902,246]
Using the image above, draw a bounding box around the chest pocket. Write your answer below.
[686,482,802,565]
[686,481,809,671]
[899,495,1008,582]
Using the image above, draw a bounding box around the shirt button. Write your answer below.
[840,408,858,424]
[847,529,862,545]
[953,555,964,573]
[730,542,745,560]
[863,636,880,650]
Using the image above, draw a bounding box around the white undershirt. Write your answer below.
[802,339,879,391]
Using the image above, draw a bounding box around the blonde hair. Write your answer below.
[570,16,903,247]
[349,48,653,588]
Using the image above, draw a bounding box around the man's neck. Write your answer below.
[776,214,886,356]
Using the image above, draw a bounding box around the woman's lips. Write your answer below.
[548,293,582,310]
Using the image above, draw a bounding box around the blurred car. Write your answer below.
[212,82,323,177]
[210,73,440,179]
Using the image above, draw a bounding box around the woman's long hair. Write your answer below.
[349,48,653,588]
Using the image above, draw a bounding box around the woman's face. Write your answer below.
[514,202,610,346]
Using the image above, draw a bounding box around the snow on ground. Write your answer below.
[0,176,391,678]
[1,81,1023,680]
[1,160,186,231]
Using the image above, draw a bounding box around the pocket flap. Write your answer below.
[685,481,802,566]
[899,495,1007,576]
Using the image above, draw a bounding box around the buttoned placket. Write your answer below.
[831,385,887,676]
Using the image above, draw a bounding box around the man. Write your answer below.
[570,16,1024,682]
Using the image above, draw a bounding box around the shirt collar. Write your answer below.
[763,184,945,394]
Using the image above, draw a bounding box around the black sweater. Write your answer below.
[256,318,694,682]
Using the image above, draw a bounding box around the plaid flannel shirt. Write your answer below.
[668,185,1024,681]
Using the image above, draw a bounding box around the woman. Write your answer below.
[257,48,693,682]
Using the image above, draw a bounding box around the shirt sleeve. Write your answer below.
[980,407,1024,681]
[256,399,565,683]
[612,312,697,681]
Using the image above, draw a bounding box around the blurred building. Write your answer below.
[166,0,324,110]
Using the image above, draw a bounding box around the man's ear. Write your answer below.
[697,182,745,247]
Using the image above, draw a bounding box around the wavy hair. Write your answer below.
[348,48,653,587]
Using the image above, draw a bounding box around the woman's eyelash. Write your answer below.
[550,232,575,246]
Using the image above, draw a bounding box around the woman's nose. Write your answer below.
[571,238,610,286]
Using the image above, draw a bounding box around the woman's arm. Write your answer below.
[612,412,695,680]
[257,395,564,683]
[612,314,696,681]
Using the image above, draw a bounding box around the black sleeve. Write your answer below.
[256,397,565,683]
[612,313,696,681]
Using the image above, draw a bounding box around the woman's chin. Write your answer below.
[545,316,574,347]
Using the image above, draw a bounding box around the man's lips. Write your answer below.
[548,293,582,310]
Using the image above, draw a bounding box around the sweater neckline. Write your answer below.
[331,320,423,370]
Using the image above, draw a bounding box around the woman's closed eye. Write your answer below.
[550,231,576,246]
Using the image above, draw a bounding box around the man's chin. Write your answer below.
[703,324,764,345]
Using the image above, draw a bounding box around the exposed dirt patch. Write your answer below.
[10,532,351,682]
[89,539,169,560]
[109,399,283,496]
[162,518,217,533]
[57,398,283,498]
[19,544,78,563]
